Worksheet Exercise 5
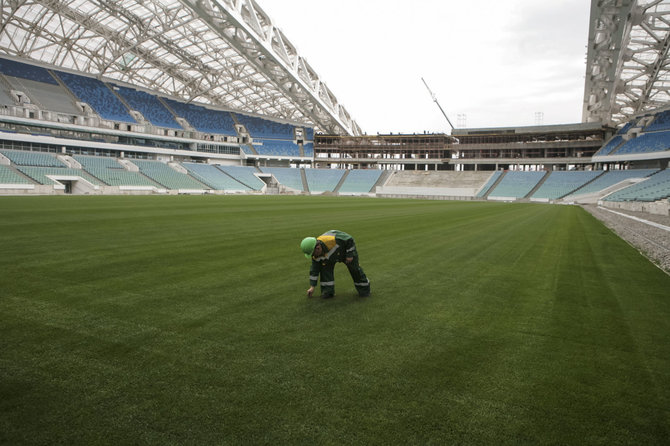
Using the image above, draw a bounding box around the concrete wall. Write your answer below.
[599,199,670,217]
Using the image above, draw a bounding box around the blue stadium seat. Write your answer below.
[0,57,58,85]
[115,86,182,129]
[234,113,295,140]
[594,135,624,156]
[55,71,136,123]
[163,98,236,136]
[614,131,670,155]
[303,142,314,157]
[644,110,670,132]
[254,140,301,157]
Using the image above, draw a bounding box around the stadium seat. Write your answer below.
[216,165,266,190]
[115,86,182,130]
[130,159,207,190]
[1,150,66,167]
[55,71,136,124]
[234,113,295,140]
[337,169,382,194]
[253,139,301,157]
[614,131,670,155]
[476,171,503,197]
[605,169,670,202]
[594,135,624,156]
[0,165,33,184]
[0,57,58,84]
[163,98,236,136]
[564,169,657,198]
[531,171,602,200]
[488,171,545,198]
[644,110,670,132]
[182,162,251,191]
[304,168,346,193]
[260,167,303,191]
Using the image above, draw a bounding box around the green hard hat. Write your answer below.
[300,237,317,258]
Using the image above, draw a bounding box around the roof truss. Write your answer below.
[583,0,670,125]
[0,0,361,135]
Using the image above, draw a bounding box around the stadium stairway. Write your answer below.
[46,68,85,112]
[247,143,259,155]
[524,171,550,199]
[2,163,35,184]
[372,170,392,192]
[482,171,506,199]
[559,171,605,199]
[58,155,82,169]
[300,168,309,193]
[332,170,350,194]
[219,168,254,190]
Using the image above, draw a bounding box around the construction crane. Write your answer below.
[421,77,455,132]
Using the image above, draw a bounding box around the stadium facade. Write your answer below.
[0,0,669,215]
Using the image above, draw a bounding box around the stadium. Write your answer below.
[1,0,669,444]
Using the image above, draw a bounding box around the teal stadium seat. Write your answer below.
[605,169,670,202]
[564,169,658,198]
[531,171,602,200]
[1,150,66,167]
[0,165,33,184]
[260,167,303,191]
[304,168,346,193]
[131,159,207,190]
[476,171,503,198]
[488,171,545,198]
[338,169,382,194]
[182,163,251,191]
[216,165,266,190]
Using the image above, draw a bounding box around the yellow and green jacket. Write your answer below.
[309,230,357,286]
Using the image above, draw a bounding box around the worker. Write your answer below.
[300,230,370,298]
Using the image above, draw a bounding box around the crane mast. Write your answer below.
[421,77,454,131]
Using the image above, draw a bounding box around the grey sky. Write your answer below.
[260,1,591,134]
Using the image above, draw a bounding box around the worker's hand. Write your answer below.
[345,257,353,264]
[307,286,315,298]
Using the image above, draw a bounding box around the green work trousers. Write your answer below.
[318,256,370,296]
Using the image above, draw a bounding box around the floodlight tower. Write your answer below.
[421,77,455,132]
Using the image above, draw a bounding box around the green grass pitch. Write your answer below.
[1,195,669,445]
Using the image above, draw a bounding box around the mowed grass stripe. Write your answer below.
[1,195,669,445]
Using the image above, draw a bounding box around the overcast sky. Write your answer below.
[259,0,591,134]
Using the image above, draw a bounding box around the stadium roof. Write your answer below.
[0,0,362,136]
[584,0,670,126]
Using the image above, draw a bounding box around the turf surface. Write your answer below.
[1,195,669,445]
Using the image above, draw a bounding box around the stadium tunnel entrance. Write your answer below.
[46,175,99,195]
